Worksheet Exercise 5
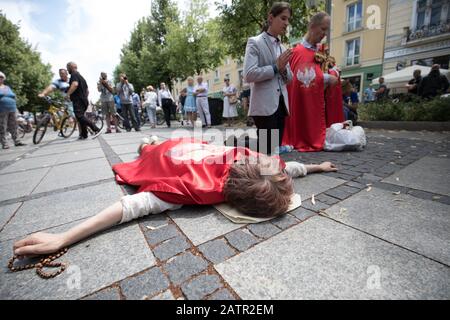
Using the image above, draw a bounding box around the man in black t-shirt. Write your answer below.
[66,62,102,140]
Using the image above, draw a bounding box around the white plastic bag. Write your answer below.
[324,121,366,152]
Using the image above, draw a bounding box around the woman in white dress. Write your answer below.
[222,77,238,127]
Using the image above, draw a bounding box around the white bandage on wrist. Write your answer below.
[285,162,308,178]
[120,192,182,224]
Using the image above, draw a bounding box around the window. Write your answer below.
[415,0,448,29]
[346,1,363,32]
[215,70,219,78]
[417,0,427,29]
[412,55,450,69]
[430,0,444,26]
[346,38,360,66]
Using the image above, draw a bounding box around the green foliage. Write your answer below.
[216,0,326,59]
[116,0,224,93]
[0,11,53,112]
[165,0,225,78]
[115,0,180,92]
[358,96,450,122]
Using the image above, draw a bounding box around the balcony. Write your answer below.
[403,22,450,46]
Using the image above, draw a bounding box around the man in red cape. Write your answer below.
[283,12,338,152]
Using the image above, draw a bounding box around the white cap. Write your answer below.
[0,71,5,80]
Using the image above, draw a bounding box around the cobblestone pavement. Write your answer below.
[0,125,449,300]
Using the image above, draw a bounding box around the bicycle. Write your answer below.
[86,105,104,135]
[33,97,77,145]
[16,113,33,138]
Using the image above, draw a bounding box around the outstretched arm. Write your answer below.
[14,202,124,258]
[13,192,181,258]
[285,161,338,178]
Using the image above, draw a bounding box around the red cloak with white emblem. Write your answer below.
[283,44,326,152]
[112,138,285,205]
[325,67,345,127]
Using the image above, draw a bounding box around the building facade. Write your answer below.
[330,0,388,98]
[383,0,450,75]
[172,57,243,101]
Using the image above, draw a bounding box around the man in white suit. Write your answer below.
[243,2,293,155]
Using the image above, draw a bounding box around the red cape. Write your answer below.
[112,138,285,205]
[325,67,345,127]
[283,44,326,152]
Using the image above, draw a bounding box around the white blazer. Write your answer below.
[243,32,293,116]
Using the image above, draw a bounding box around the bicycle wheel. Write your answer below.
[140,112,147,127]
[94,115,104,131]
[116,115,125,130]
[33,118,49,145]
[156,111,165,126]
[60,116,77,138]
[17,125,26,138]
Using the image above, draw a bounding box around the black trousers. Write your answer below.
[73,102,99,139]
[161,99,172,127]
[252,95,287,155]
[122,103,139,131]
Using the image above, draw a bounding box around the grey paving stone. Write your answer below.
[55,148,105,165]
[345,181,367,189]
[181,274,223,300]
[382,157,450,196]
[316,194,341,206]
[0,168,50,202]
[82,287,121,300]
[0,154,59,174]
[164,252,208,285]
[198,239,237,264]
[225,229,260,252]
[29,142,100,157]
[111,144,142,155]
[271,214,300,230]
[207,288,236,300]
[247,223,281,239]
[0,222,156,300]
[144,224,180,246]
[300,200,330,213]
[338,169,362,178]
[293,175,346,200]
[119,153,138,163]
[290,207,316,221]
[325,187,450,266]
[120,267,170,300]
[153,236,191,261]
[0,203,21,230]
[324,188,352,201]
[0,150,28,162]
[325,172,357,181]
[151,290,175,300]
[361,173,384,182]
[215,216,450,299]
[139,214,170,230]
[170,206,242,246]
[32,158,114,194]
[0,182,123,241]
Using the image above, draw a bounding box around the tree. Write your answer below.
[115,0,179,92]
[116,0,225,92]
[165,0,225,79]
[216,0,326,59]
[0,12,53,112]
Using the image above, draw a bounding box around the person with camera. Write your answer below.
[98,72,120,134]
[116,74,140,132]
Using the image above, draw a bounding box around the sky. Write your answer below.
[1,0,224,101]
